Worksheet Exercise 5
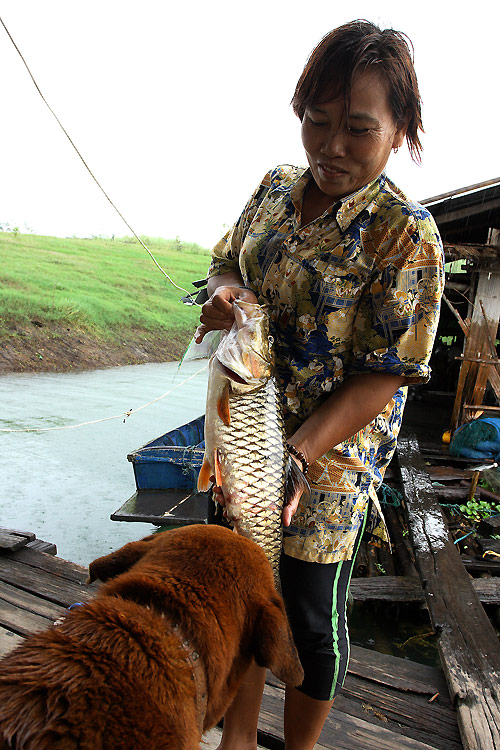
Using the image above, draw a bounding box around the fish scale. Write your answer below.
[213,379,288,584]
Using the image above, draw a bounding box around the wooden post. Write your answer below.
[397,431,500,750]
[450,242,500,430]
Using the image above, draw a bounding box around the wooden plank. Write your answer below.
[266,644,448,699]
[0,528,35,552]
[473,577,500,604]
[418,446,476,466]
[350,576,423,602]
[26,539,57,555]
[0,596,54,637]
[340,674,462,750]
[0,580,66,620]
[351,575,500,605]
[259,682,441,750]
[397,432,500,750]
[463,558,500,575]
[428,466,473,481]
[5,546,93,584]
[0,626,24,658]
[0,556,96,607]
[333,693,458,750]
[348,645,447,697]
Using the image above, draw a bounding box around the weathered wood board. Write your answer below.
[350,574,500,604]
[259,681,445,750]
[0,529,35,552]
[397,432,500,750]
[0,626,24,658]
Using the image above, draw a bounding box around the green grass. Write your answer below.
[0,232,211,339]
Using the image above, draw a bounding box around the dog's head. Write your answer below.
[88,525,304,688]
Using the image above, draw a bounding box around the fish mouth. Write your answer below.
[220,363,247,384]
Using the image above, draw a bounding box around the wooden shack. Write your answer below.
[421,176,500,429]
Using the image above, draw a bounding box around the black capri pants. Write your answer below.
[279,510,368,701]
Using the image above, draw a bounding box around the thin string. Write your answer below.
[0,15,200,306]
[0,363,208,433]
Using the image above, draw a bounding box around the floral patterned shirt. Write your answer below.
[208,165,444,563]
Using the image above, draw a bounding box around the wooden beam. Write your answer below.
[444,243,500,263]
[397,432,500,750]
[350,575,500,605]
[421,177,500,206]
[433,197,500,226]
[450,267,500,429]
[443,294,470,336]
[463,404,500,413]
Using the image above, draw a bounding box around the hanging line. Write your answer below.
[0,15,200,306]
[0,363,208,433]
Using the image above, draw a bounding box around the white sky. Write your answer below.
[0,1,497,249]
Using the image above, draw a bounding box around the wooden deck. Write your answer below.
[0,531,461,750]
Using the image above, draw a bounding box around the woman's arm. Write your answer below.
[282,372,404,525]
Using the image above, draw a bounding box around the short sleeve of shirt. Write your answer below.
[348,206,444,385]
[208,171,272,279]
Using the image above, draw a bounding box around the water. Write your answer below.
[0,360,208,566]
[349,600,440,668]
[1,360,446,668]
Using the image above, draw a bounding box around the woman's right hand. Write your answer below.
[195,285,258,343]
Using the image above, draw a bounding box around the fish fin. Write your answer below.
[197,457,213,492]
[214,448,223,488]
[217,382,231,425]
[284,455,310,505]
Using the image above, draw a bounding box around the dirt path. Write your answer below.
[0,323,193,374]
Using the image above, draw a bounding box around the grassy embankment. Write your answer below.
[0,231,211,372]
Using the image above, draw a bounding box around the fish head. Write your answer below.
[216,300,273,392]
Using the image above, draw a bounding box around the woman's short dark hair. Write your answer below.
[291,20,423,163]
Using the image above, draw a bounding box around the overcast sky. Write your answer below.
[0,1,497,249]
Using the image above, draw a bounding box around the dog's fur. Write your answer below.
[0,524,303,749]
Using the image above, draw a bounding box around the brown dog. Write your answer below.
[0,524,303,749]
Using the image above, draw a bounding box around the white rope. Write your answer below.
[0,15,201,306]
[0,363,208,433]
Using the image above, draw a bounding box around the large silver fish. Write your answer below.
[197,300,308,587]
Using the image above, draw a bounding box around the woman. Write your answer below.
[196,20,444,750]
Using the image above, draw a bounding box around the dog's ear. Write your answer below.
[87,534,158,582]
[252,596,304,687]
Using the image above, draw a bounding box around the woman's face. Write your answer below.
[301,70,407,202]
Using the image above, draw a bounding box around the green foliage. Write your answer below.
[375,562,386,575]
[459,498,500,523]
[0,231,211,339]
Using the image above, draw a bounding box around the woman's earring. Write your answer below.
[393,146,399,154]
